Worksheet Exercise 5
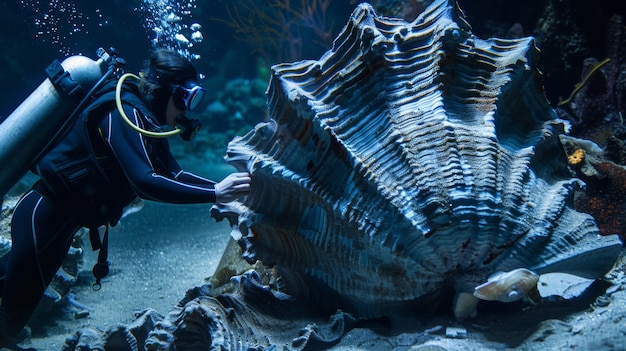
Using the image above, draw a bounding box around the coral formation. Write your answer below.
[567,148,585,166]
[560,137,626,241]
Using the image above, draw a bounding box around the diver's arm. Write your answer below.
[173,170,218,187]
[164,149,218,187]
[101,105,217,203]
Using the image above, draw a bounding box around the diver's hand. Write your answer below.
[215,172,251,203]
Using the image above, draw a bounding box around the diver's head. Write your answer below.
[139,49,206,125]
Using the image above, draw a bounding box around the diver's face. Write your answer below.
[165,94,185,126]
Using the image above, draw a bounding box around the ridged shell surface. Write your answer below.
[213,0,622,318]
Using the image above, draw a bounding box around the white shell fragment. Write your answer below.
[211,0,623,319]
[446,326,468,339]
[473,268,540,302]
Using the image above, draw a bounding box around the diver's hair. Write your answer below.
[139,49,198,101]
[138,49,199,122]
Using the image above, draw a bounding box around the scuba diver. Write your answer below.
[0,49,251,350]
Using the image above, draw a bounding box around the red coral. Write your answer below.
[574,161,626,240]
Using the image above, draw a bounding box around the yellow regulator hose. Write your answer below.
[115,73,181,138]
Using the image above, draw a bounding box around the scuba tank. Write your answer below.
[0,47,125,198]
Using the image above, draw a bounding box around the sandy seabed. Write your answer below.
[26,198,232,350]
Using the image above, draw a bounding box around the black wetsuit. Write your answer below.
[0,89,217,339]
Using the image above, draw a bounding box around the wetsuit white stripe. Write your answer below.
[30,195,46,290]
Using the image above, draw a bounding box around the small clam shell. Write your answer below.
[473,268,540,303]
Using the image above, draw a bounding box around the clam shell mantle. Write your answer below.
[212,0,622,317]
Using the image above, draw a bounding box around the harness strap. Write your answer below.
[89,225,110,291]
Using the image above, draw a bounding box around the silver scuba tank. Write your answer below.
[0,48,121,198]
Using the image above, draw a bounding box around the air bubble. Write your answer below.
[20,0,203,60]
[165,12,181,22]
[140,0,204,61]
[191,31,203,43]
[175,33,190,46]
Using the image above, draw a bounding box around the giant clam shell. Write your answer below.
[212,0,622,318]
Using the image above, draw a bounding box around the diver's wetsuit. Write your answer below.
[0,97,217,339]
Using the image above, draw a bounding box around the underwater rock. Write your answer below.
[573,160,626,240]
[552,14,626,240]
[211,0,623,320]
[62,272,350,350]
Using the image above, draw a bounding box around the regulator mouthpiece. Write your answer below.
[177,115,201,141]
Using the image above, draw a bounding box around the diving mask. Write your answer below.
[170,84,206,112]
[146,67,206,112]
